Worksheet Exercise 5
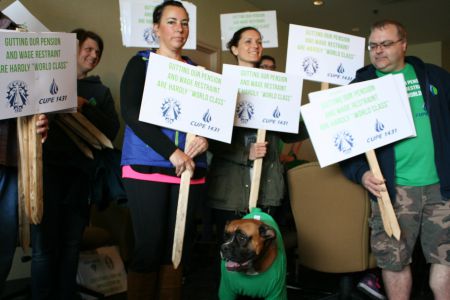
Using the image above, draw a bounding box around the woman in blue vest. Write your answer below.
[120,1,208,299]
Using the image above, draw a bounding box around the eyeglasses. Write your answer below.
[367,39,403,51]
[259,64,276,70]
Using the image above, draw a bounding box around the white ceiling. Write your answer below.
[245,0,450,45]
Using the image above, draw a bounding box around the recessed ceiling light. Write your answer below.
[313,0,324,6]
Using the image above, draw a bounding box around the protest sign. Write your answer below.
[0,31,77,119]
[220,11,278,51]
[222,64,302,133]
[2,1,49,32]
[301,74,415,168]
[139,53,238,143]
[286,24,365,85]
[119,0,197,49]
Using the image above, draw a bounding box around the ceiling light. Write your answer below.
[313,0,324,6]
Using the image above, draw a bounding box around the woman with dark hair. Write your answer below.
[207,26,308,251]
[120,1,208,299]
[30,28,119,299]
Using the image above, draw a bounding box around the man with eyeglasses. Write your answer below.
[258,55,276,71]
[341,19,450,300]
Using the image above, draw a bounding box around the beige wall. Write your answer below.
[1,1,448,142]
[407,41,442,67]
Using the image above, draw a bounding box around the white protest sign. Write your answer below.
[301,74,416,167]
[2,1,50,32]
[286,24,365,86]
[0,31,77,120]
[139,53,238,143]
[119,0,197,49]
[220,11,278,51]
[222,64,302,133]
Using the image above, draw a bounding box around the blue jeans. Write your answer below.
[0,166,18,294]
[31,165,89,300]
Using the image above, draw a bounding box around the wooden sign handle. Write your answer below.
[17,115,43,225]
[17,117,30,252]
[172,132,195,269]
[321,82,329,90]
[248,129,267,209]
[365,150,401,240]
[17,115,43,250]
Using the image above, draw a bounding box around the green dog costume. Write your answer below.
[219,208,287,300]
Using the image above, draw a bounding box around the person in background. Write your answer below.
[341,19,450,300]
[206,26,308,262]
[120,1,208,299]
[31,29,119,299]
[0,11,49,296]
[258,54,276,71]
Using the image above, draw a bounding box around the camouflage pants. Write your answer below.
[370,184,450,271]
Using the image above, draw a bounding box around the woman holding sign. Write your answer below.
[120,1,208,299]
[207,26,309,249]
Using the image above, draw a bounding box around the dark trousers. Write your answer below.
[31,165,89,300]
[123,178,204,273]
[0,166,18,294]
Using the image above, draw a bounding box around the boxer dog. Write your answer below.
[218,209,287,300]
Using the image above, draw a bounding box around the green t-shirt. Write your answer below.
[376,64,439,186]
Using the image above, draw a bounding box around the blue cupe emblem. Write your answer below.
[272,106,281,118]
[202,109,212,123]
[6,80,29,113]
[375,119,385,132]
[236,101,255,124]
[49,78,59,95]
[161,97,181,124]
[302,57,319,76]
[334,131,354,154]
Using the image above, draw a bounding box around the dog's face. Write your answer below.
[220,219,276,272]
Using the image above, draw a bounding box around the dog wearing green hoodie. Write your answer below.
[219,208,287,300]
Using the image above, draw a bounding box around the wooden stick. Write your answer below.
[248,129,267,209]
[377,188,393,237]
[17,172,30,252]
[28,115,43,224]
[17,116,43,225]
[365,150,401,240]
[172,133,195,269]
[55,119,94,159]
[57,114,102,150]
[17,117,30,251]
[17,117,30,219]
[69,112,113,149]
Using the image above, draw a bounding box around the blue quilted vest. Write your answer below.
[121,50,207,169]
